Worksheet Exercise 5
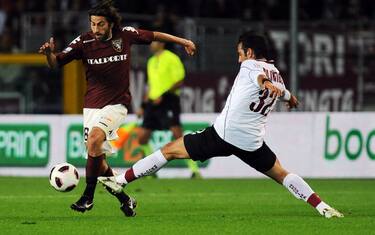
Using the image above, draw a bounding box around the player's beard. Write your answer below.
[96,29,111,41]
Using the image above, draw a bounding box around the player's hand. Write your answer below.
[286,95,299,110]
[39,37,56,55]
[183,39,196,56]
[264,81,282,99]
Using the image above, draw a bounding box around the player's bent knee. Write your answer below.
[161,143,176,160]
[87,134,103,147]
[87,130,105,156]
[275,170,289,184]
[265,159,290,184]
[161,141,187,161]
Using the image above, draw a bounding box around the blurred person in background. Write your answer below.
[137,40,202,178]
[39,0,195,217]
[0,28,23,93]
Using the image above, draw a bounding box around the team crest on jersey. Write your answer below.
[112,39,123,52]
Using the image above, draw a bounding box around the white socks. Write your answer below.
[283,173,314,202]
[115,172,127,185]
[115,150,168,184]
[282,173,314,201]
[133,150,168,177]
[283,173,331,215]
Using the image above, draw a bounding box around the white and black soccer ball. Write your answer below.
[49,163,79,192]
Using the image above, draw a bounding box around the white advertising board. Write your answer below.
[0,113,374,178]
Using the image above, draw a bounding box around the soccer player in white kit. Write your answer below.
[98,31,343,218]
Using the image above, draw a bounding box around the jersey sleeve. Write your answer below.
[121,26,154,45]
[56,35,83,66]
[240,60,265,88]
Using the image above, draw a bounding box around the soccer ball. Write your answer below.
[49,163,79,192]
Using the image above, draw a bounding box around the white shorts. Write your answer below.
[83,104,128,156]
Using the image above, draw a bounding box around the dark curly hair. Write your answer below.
[238,31,269,59]
[88,0,122,29]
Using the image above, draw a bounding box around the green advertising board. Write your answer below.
[0,124,50,166]
[324,116,375,161]
[67,122,210,168]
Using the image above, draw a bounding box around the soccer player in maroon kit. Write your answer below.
[39,1,196,216]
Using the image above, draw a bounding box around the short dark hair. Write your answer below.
[88,0,122,29]
[238,31,269,59]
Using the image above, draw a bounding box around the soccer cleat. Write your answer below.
[70,195,94,213]
[120,197,137,217]
[322,207,344,218]
[97,176,124,193]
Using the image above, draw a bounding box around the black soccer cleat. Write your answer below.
[120,197,137,217]
[70,195,94,213]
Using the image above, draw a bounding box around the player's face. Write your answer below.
[90,15,112,41]
[237,42,253,63]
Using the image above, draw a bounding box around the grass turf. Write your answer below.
[0,177,374,235]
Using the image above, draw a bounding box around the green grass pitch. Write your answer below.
[0,177,374,235]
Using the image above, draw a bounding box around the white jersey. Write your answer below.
[214,59,287,151]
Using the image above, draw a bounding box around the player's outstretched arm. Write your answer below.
[38,37,58,69]
[153,32,196,56]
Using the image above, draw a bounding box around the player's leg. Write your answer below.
[238,142,343,218]
[98,126,223,192]
[138,127,152,145]
[138,102,158,157]
[98,137,188,192]
[170,126,183,139]
[137,127,153,160]
[100,160,137,217]
[72,104,129,213]
[264,159,343,218]
[95,104,138,216]
[170,125,201,178]
[138,106,158,179]
[86,127,106,198]
[71,127,106,212]
[128,137,189,182]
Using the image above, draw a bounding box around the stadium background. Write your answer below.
[1,0,375,176]
[0,1,374,234]
[1,0,375,114]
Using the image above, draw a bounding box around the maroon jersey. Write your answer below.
[56,26,154,109]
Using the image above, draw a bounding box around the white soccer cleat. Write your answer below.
[98,176,124,193]
[322,207,344,218]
